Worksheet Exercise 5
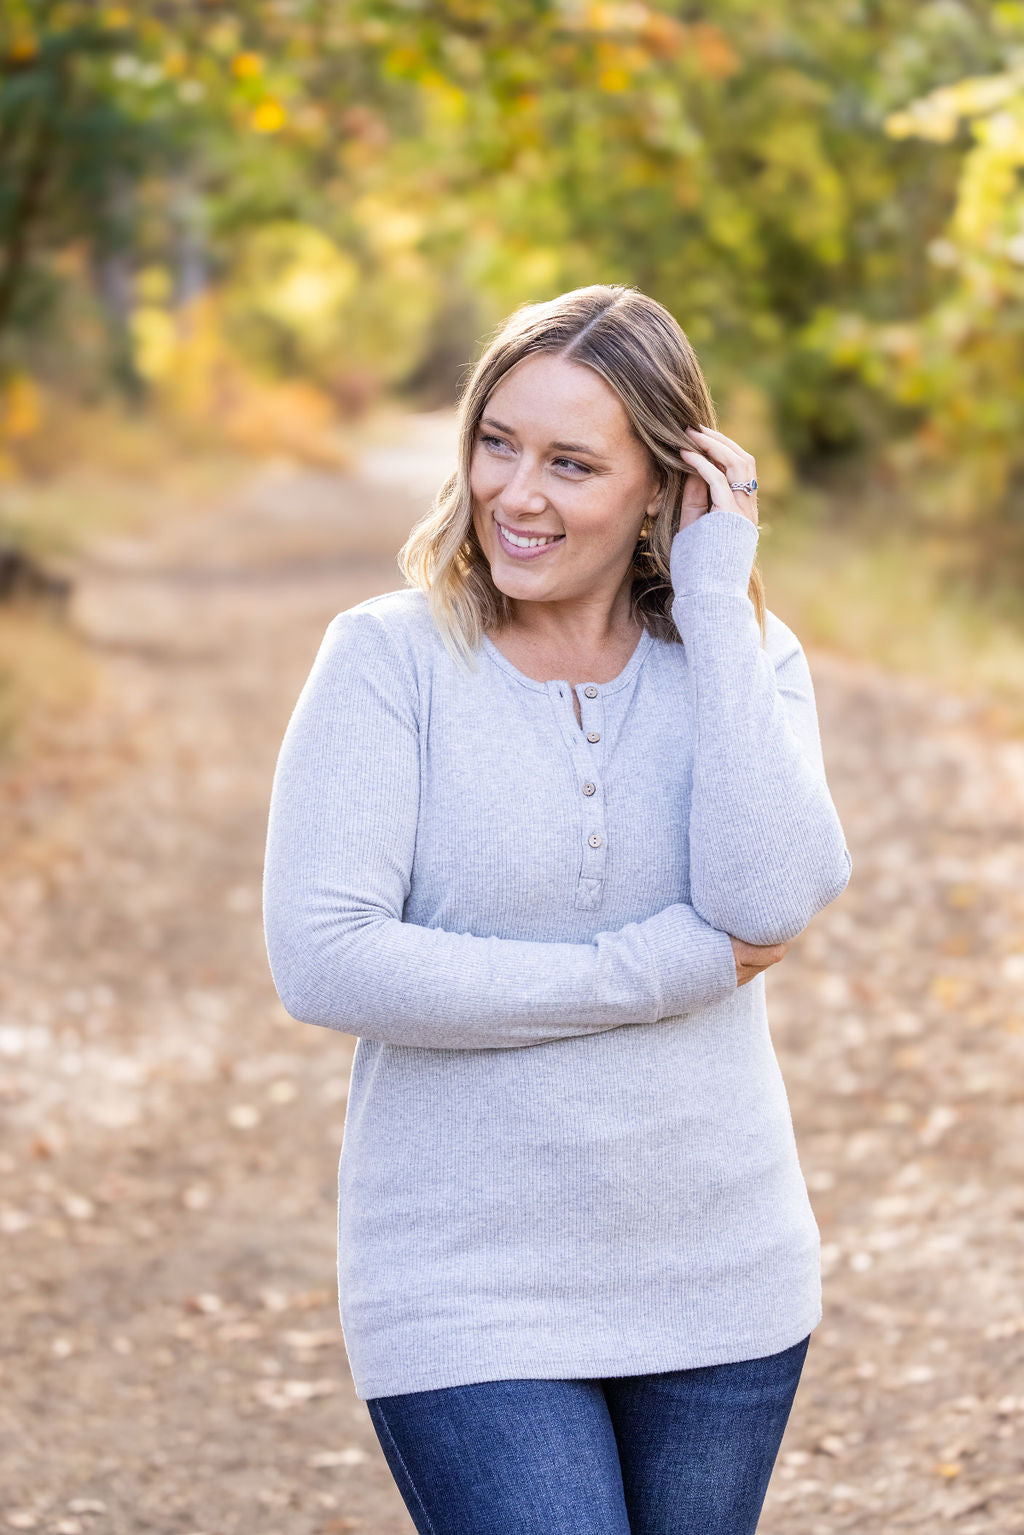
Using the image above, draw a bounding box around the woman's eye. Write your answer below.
[479,436,589,476]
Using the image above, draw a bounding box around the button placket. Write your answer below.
[573,682,606,908]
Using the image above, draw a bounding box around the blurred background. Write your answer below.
[1,3,1023,1532]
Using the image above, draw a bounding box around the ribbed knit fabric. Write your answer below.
[261,506,852,1400]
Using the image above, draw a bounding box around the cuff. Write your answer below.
[670,507,759,598]
[638,902,738,1017]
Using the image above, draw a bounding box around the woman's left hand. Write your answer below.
[679,426,759,531]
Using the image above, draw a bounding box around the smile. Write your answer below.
[495,518,566,557]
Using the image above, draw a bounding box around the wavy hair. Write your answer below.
[397,283,767,670]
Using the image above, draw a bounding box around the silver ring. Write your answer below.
[729,478,757,495]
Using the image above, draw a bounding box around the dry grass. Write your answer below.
[0,429,269,764]
[0,603,95,763]
[759,509,1024,739]
[1,451,256,566]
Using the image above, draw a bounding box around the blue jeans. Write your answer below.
[366,1334,810,1534]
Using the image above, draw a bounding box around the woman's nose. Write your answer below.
[500,461,547,513]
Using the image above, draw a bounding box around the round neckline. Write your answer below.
[479,625,654,694]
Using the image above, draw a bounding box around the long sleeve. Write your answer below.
[262,606,739,1051]
[670,508,853,947]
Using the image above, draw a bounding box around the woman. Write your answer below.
[262,283,853,1534]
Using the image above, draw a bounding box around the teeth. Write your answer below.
[498,521,561,549]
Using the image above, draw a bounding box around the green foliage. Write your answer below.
[1,1,1023,578]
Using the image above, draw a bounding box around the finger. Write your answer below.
[683,444,751,485]
[679,449,734,495]
[683,429,754,477]
[680,450,758,526]
[684,432,755,482]
[685,425,753,463]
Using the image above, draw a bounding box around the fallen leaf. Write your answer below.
[290,1288,332,1310]
[227,1103,260,1129]
[253,1377,339,1410]
[60,1193,95,1220]
[983,1318,1024,1340]
[308,1447,369,1468]
[217,1321,261,1342]
[940,934,972,957]
[817,1434,845,1457]
[282,1328,339,1351]
[259,1287,290,1312]
[184,1292,223,1314]
[904,1365,936,1385]
[930,974,966,1007]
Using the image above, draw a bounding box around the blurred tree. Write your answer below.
[0,0,1020,577]
[824,10,1024,583]
[0,8,175,389]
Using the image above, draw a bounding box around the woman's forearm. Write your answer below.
[670,510,852,945]
[262,887,738,1051]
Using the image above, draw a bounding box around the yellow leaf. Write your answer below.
[691,22,740,80]
[893,1047,922,1070]
[233,51,263,78]
[642,13,687,60]
[252,99,286,133]
[930,974,966,1007]
[933,1461,962,1478]
[586,3,619,31]
[1,374,41,440]
[598,67,631,92]
[130,307,177,383]
[884,110,917,139]
[383,45,420,74]
[947,883,978,907]
[941,934,972,957]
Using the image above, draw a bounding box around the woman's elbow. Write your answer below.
[264,937,353,1033]
[702,848,853,946]
[835,845,853,896]
[770,846,853,941]
[275,980,337,1031]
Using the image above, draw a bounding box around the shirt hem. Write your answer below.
[352,1304,823,1401]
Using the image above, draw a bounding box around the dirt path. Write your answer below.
[1,417,1023,1534]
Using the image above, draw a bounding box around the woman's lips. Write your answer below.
[495,520,566,561]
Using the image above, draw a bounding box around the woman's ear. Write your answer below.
[645,472,667,521]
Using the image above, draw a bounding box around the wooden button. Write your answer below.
[583,685,598,698]
[588,833,602,848]
[587,731,600,743]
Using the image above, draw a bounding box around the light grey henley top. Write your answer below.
[261,505,853,1400]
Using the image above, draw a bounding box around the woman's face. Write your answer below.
[469,353,661,612]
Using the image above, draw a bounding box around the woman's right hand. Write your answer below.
[730,935,791,987]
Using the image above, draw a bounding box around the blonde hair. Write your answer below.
[398,283,767,671]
